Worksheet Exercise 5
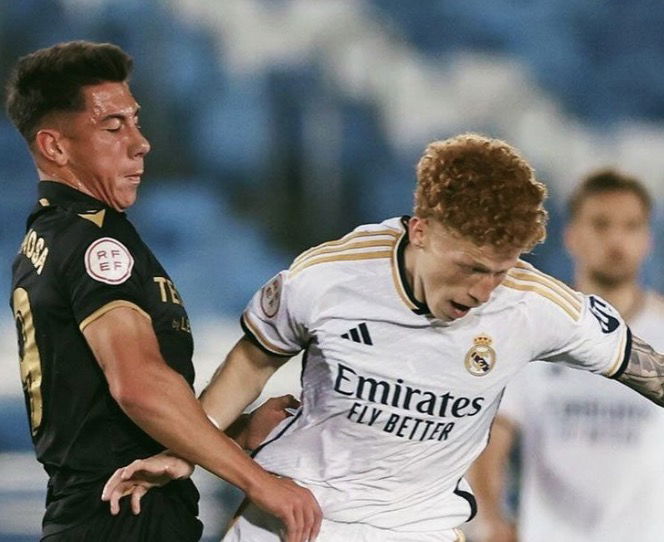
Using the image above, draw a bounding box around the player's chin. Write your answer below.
[116,188,139,210]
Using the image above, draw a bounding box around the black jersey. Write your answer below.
[10,181,199,534]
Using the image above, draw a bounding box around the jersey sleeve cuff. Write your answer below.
[79,300,151,331]
[240,313,298,358]
[608,326,633,379]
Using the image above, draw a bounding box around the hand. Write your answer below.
[248,473,322,542]
[241,394,301,451]
[101,451,194,515]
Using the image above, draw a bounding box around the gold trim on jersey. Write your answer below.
[513,261,583,310]
[390,229,420,311]
[501,277,581,321]
[241,313,299,356]
[291,228,399,268]
[79,300,151,331]
[502,263,582,321]
[78,209,107,228]
[290,249,393,277]
[289,229,398,277]
[603,327,628,377]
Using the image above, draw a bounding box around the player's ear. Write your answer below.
[408,216,427,249]
[34,128,68,166]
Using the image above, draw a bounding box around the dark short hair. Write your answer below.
[567,168,652,219]
[5,40,133,143]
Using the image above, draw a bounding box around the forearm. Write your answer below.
[118,362,270,493]
[199,337,282,430]
[615,333,664,406]
[84,308,271,494]
[469,418,515,521]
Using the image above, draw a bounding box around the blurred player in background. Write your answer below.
[469,169,664,542]
[104,135,664,542]
[6,40,320,542]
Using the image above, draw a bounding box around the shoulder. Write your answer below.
[29,205,140,278]
[497,259,584,322]
[287,218,402,281]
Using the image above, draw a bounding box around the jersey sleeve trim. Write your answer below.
[607,327,633,378]
[240,312,299,357]
[79,300,151,331]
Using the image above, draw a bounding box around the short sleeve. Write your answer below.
[537,293,631,377]
[62,234,148,330]
[241,270,310,357]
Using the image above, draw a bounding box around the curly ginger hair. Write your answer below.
[414,133,548,251]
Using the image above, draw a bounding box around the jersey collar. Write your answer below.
[391,215,431,316]
[37,181,115,213]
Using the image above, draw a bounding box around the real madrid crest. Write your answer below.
[464,334,496,376]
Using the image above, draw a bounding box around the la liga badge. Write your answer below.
[85,237,134,285]
[260,274,282,318]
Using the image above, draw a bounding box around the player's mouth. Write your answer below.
[449,301,471,319]
[126,173,143,184]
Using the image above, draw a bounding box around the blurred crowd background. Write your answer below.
[2,1,664,540]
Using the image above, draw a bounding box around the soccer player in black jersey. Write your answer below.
[5,41,321,542]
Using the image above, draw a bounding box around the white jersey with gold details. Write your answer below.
[241,217,630,535]
[500,292,664,542]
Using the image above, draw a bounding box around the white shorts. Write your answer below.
[222,501,466,542]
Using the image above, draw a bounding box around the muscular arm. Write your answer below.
[85,306,321,541]
[615,333,664,406]
[84,307,273,489]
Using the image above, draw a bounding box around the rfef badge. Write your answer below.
[465,334,496,376]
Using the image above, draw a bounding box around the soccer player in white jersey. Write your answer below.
[469,170,664,542]
[102,135,664,542]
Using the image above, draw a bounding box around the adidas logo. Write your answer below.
[341,322,373,345]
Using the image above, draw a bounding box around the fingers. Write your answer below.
[281,394,301,410]
[278,483,321,542]
[131,485,148,515]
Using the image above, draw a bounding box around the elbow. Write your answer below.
[109,379,158,418]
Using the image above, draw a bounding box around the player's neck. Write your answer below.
[404,243,424,303]
[575,274,645,322]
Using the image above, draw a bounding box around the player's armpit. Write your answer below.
[615,334,664,406]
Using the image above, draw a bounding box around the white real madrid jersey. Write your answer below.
[500,292,664,542]
[241,217,630,535]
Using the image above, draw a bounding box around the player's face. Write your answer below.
[565,191,650,287]
[408,217,523,321]
[57,82,150,211]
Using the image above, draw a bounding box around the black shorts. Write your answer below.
[41,482,204,542]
